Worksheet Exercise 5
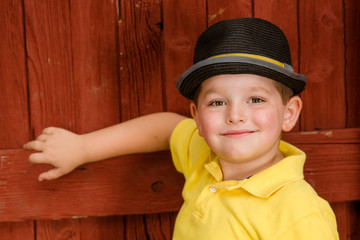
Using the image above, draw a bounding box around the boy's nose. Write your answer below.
[226,104,246,124]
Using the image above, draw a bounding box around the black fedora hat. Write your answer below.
[176,17,306,99]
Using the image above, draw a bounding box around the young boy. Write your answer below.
[24,17,339,239]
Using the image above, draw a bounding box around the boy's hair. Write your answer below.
[193,78,294,106]
[272,80,294,104]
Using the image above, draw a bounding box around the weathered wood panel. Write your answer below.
[118,0,163,121]
[0,149,183,222]
[345,0,360,128]
[299,0,346,130]
[25,0,76,135]
[163,0,207,115]
[117,0,171,236]
[0,0,30,149]
[36,218,80,240]
[39,0,123,236]
[80,216,125,240]
[0,0,33,238]
[207,0,252,26]
[0,221,34,240]
[71,0,121,133]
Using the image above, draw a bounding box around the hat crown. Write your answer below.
[194,17,292,67]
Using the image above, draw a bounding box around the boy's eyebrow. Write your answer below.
[247,86,272,95]
[201,88,221,97]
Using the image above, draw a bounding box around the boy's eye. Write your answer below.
[249,97,264,103]
[210,100,225,106]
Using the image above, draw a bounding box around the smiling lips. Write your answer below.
[221,130,257,138]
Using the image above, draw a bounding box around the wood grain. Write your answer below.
[207,0,252,26]
[70,0,121,134]
[118,0,163,121]
[0,0,30,148]
[163,0,207,115]
[345,0,360,128]
[36,218,80,240]
[25,0,76,135]
[0,221,34,240]
[299,0,346,130]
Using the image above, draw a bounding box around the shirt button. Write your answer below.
[209,187,217,193]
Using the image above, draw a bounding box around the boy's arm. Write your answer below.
[23,112,186,181]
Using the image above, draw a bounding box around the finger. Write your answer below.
[28,152,48,164]
[23,140,44,151]
[36,134,48,142]
[38,168,64,181]
[42,127,57,135]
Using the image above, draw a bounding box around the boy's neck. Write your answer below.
[219,149,285,181]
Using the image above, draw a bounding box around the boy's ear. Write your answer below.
[282,96,302,132]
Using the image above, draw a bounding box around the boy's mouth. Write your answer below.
[221,130,257,138]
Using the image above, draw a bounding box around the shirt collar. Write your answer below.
[205,141,305,198]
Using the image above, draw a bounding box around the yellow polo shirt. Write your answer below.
[170,119,339,240]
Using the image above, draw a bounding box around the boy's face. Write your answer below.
[190,74,301,166]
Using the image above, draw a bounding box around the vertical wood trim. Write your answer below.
[344,0,360,128]
[299,0,346,130]
[163,0,207,115]
[70,0,121,134]
[145,212,177,239]
[80,216,125,240]
[25,0,76,135]
[125,215,148,240]
[0,0,30,148]
[36,219,80,240]
[0,221,34,240]
[118,0,163,121]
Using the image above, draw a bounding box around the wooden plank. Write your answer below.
[330,202,360,240]
[207,0,252,26]
[125,215,148,240]
[35,1,122,238]
[300,143,360,202]
[299,0,346,130]
[163,0,207,115]
[344,0,360,128]
[117,0,170,236]
[145,212,177,240]
[0,221,34,240]
[24,0,78,237]
[283,127,360,144]
[118,0,163,121]
[79,216,125,240]
[0,0,30,148]
[1,133,359,221]
[0,0,35,238]
[0,149,184,222]
[70,0,121,133]
[36,218,80,240]
[24,0,76,135]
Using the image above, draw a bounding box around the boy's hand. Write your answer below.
[23,127,86,181]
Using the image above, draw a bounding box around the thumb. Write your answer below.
[38,168,65,181]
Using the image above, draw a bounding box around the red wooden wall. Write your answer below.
[0,0,359,239]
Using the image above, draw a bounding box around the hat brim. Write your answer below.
[176,56,307,99]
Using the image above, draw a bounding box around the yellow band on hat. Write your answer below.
[209,53,285,68]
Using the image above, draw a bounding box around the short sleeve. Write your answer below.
[170,118,209,179]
